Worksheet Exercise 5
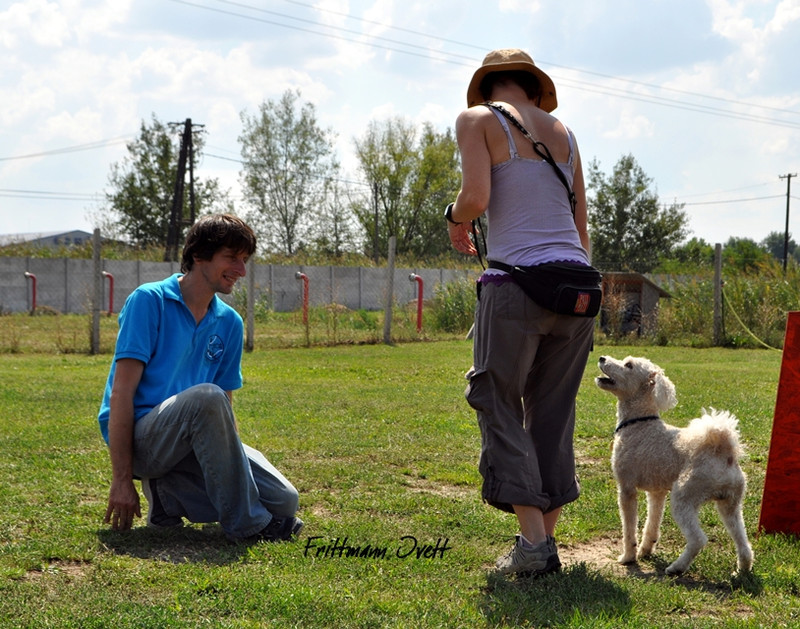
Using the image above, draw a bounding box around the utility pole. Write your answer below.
[780,173,797,273]
[164,118,205,262]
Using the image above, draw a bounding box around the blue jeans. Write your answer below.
[131,383,299,539]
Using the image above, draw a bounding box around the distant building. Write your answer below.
[0,230,94,249]
[601,271,672,336]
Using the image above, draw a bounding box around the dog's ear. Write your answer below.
[651,369,678,412]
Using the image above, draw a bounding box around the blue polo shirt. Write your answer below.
[97,274,244,443]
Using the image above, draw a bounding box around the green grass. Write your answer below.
[0,310,462,354]
[1,342,798,627]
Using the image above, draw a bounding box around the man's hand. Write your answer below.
[105,358,144,531]
[104,477,141,531]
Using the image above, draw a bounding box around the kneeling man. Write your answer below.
[98,214,301,542]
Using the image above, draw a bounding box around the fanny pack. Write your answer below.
[488,260,603,318]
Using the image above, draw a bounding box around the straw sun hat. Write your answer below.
[466,48,557,112]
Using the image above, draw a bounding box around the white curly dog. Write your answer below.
[595,355,753,576]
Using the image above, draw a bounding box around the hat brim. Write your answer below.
[466,61,557,112]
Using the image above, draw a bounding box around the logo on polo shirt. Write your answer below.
[205,335,224,362]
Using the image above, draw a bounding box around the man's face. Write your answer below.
[194,247,249,294]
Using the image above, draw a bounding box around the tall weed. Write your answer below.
[654,261,800,348]
[428,277,477,333]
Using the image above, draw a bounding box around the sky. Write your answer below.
[1,0,799,248]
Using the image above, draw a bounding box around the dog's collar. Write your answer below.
[614,415,660,434]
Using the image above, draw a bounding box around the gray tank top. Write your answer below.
[485,108,590,268]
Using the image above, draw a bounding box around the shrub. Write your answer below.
[652,260,800,349]
[428,278,476,334]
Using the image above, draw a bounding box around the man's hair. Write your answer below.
[181,214,257,273]
[479,70,542,103]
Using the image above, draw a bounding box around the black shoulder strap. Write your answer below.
[483,102,577,216]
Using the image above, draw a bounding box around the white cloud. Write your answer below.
[0,0,797,245]
[498,0,541,12]
[70,0,133,43]
[771,0,800,29]
[602,111,655,141]
[707,0,755,40]
[0,0,70,48]
[362,0,395,37]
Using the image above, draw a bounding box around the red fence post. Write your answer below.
[102,271,114,316]
[408,273,423,333]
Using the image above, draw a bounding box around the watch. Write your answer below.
[444,203,461,225]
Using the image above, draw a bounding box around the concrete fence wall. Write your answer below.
[0,257,474,315]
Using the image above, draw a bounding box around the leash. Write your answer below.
[614,415,661,434]
[471,216,487,271]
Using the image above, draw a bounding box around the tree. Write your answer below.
[588,154,688,273]
[352,118,460,259]
[723,237,772,273]
[670,238,714,268]
[239,90,340,255]
[100,114,230,249]
[307,180,360,257]
[761,231,799,265]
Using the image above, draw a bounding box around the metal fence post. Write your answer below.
[713,243,723,346]
[91,228,102,354]
[383,236,396,345]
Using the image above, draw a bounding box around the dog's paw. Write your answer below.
[617,552,637,565]
[737,549,754,574]
[665,561,686,576]
[637,545,656,559]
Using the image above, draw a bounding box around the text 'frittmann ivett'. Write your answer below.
[303,536,452,560]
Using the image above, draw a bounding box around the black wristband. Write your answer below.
[444,203,461,225]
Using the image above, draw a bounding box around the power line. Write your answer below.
[275,0,799,120]
[204,152,241,164]
[167,0,470,67]
[555,77,800,130]
[169,0,800,129]
[0,188,102,201]
[211,0,478,62]
[204,151,370,188]
[547,64,799,120]
[0,137,131,162]
[666,182,772,199]
[5,1,797,209]
[278,0,487,53]
[677,194,784,207]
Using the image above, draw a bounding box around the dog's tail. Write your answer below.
[687,408,744,463]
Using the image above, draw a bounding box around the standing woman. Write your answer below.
[446,49,596,577]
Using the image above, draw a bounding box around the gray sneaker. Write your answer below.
[495,535,561,576]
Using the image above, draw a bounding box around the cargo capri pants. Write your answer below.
[465,277,595,514]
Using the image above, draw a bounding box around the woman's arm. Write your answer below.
[448,108,492,256]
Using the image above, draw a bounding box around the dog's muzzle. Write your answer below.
[596,357,615,386]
